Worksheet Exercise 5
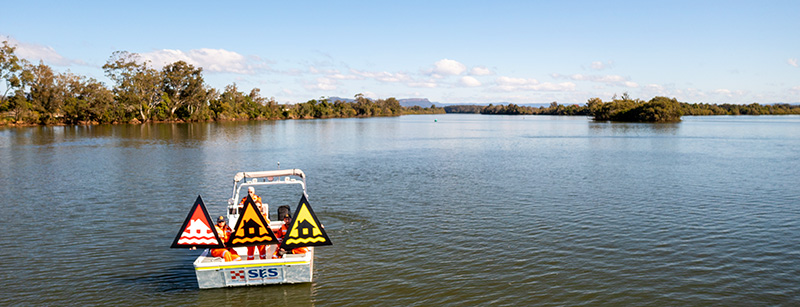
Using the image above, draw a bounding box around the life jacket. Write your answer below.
[240,195,263,207]
[275,224,288,242]
[216,225,232,242]
[211,224,240,261]
[240,195,267,217]
[271,222,308,258]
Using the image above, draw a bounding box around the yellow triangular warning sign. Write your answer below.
[282,194,332,250]
[228,195,278,247]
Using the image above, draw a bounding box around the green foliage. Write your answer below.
[402,105,446,115]
[161,60,205,118]
[281,95,428,119]
[478,102,589,116]
[681,102,800,115]
[103,51,163,122]
[1,40,28,107]
[444,105,483,113]
[588,95,682,122]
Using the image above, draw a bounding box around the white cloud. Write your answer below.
[469,66,493,76]
[790,86,800,95]
[140,49,189,66]
[433,59,466,76]
[362,91,379,99]
[4,36,81,66]
[309,66,341,75]
[407,80,438,88]
[556,73,636,87]
[494,76,574,92]
[304,77,337,91]
[789,58,798,67]
[328,73,359,80]
[140,48,266,74]
[535,82,577,91]
[571,74,624,83]
[497,76,538,86]
[588,60,614,71]
[313,67,358,80]
[350,69,410,83]
[459,76,482,87]
[645,84,664,90]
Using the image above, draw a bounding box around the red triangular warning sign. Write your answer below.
[227,195,279,247]
[171,195,225,249]
[281,194,332,250]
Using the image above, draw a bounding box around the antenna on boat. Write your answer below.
[277,161,280,170]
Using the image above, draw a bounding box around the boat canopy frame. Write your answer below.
[226,169,308,223]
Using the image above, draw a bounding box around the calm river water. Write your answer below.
[1,114,799,306]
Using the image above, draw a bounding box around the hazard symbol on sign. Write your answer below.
[281,194,332,250]
[227,195,279,247]
[170,195,225,249]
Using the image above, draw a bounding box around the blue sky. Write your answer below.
[2,1,798,104]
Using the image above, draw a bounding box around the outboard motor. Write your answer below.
[277,205,291,221]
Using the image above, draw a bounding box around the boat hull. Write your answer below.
[193,247,314,289]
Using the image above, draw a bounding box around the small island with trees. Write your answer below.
[2,40,798,126]
[446,93,800,122]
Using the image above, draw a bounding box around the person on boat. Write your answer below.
[272,213,308,258]
[240,187,269,260]
[209,216,241,262]
[274,211,291,243]
[239,187,264,211]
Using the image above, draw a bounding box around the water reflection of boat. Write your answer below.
[193,169,315,289]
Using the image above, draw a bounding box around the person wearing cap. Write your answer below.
[209,216,241,262]
[240,187,269,260]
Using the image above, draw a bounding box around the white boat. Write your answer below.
[193,169,315,289]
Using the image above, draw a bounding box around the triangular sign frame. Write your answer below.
[281,194,333,250]
[227,195,279,247]
[171,195,225,249]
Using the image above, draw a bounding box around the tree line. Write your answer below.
[446,93,800,122]
[0,41,442,126]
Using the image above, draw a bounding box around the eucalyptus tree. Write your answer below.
[214,83,246,118]
[103,51,162,122]
[1,40,29,112]
[253,89,279,119]
[161,60,204,118]
[61,74,115,123]
[26,61,68,119]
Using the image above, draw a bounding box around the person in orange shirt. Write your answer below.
[238,187,264,211]
[240,187,269,260]
[272,213,308,258]
[209,216,241,262]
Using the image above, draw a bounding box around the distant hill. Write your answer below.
[398,98,435,108]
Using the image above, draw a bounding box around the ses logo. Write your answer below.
[248,268,279,279]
